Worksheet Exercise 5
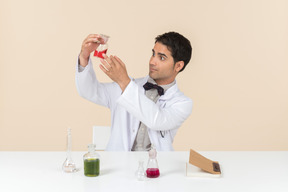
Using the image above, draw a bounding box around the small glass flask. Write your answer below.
[83,144,100,177]
[146,147,160,178]
[62,127,77,173]
[94,34,110,59]
[135,160,146,181]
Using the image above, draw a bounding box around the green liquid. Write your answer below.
[84,158,100,177]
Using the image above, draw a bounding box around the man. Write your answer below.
[76,32,193,151]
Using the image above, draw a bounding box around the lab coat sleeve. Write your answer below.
[117,80,193,131]
[75,57,121,108]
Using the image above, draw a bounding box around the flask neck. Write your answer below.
[87,144,96,154]
[66,128,72,158]
[88,148,96,154]
[100,34,109,44]
[147,158,159,169]
[148,148,157,159]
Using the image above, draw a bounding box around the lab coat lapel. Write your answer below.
[158,83,179,101]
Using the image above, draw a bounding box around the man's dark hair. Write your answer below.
[155,31,192,72]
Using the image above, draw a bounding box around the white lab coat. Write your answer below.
[75,58,193,151]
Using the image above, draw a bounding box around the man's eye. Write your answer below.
[152,52,155,56]
[160,56,165,61]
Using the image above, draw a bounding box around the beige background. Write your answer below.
[0,0,287,151]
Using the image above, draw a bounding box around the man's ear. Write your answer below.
[175,61,184,72]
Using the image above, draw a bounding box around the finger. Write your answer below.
[83,34,97,44]
[81,41,97,53]
[83,37,101,45]
[99,64,109,73]
[110,56,121,67]
[102,54,111,62]
[93,34,107,44]
[83,34,103,45]
[112,56,126,69]
[102,54,114,67]
[88,34,98,37]
[86,34,100,40]
[97,35,107,44]
[100,58,111,71]
[114,56,126,67]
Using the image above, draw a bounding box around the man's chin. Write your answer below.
[149,73,156,79]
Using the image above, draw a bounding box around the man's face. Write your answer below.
[149,42,179,85]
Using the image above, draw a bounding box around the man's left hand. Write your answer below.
[99,54,131,92]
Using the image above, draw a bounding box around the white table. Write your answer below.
[0,151,288,192]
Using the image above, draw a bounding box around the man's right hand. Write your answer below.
[79,34,105,67]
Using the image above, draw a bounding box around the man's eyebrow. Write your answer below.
[158,52,168,58]
[152,49,168,58]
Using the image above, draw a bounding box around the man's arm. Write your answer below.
[75,34,121,108]
[75,57,111,107]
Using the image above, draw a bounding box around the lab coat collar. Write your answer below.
[159,82,180,101]
[139,76,180,101]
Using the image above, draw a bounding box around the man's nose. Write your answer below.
[149,57,156,65]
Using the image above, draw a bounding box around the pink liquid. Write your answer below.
[94,49,107,59]
[146,168,160,178]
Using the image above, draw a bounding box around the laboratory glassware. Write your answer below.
[83,144,100,177]
[62,127,78,173]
